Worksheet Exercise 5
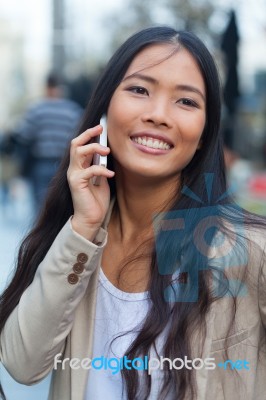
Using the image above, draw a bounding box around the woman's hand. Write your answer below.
[67,125,115,241]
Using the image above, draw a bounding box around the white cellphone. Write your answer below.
[92,115,108,186]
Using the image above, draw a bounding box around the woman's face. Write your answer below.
[107,43,206,183]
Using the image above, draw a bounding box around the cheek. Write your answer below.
[107,96,129,129]
[108,91,142,123]
[107,102,121,143]
[106,103,128,151]
[107,96,138,146]
[178,114,206,143]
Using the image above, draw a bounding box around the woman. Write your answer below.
[0,26,265,400]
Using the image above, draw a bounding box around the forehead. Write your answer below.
[124,43,205,89]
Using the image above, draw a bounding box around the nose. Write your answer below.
[141,97,172,128]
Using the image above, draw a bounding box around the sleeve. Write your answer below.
[258,243,266,329]
[0,219,107,384]
[14,106,38,144]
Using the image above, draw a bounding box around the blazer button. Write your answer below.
[73,263,85,274]
[68,273,79,285]
[77,253,88,264]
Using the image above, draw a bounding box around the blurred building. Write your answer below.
[0,19,25,130]
[0,16,50,132]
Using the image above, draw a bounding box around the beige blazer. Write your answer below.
[1,198,266,400]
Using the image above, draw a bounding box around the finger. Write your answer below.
[69,166,115,185]
[71,125,102,147]
[75,143,110,158]
[70,144,110,170]
[87,165,115,180]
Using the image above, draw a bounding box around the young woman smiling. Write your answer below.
[0,26,266,400]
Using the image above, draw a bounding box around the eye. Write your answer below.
[126,86,149,95]
[178,98,198,108]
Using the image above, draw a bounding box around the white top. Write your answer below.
[85,268,174,399]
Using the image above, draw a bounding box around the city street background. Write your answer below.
[0,0,266,398]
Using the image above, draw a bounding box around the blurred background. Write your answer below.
[0,0,266,398]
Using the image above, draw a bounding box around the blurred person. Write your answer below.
[0,27,266,400]
[0,132,20,214]
[13,73,83,212]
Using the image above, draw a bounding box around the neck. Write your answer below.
[45,87,61,98]
[111,168,180,242]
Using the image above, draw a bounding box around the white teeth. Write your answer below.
[153,140,159,149]
[132,136,171,150]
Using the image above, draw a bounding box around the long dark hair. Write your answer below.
[0,26,265,400]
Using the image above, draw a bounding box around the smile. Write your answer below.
[131,136,171,150]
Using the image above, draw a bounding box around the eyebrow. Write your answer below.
[122,72,206,102]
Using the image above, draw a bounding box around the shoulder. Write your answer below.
[58,99,83,112]
[209,217,266,274]
[23,100,45,116]
[247,226,266,279]
[245,223,266,255]
[222,209,266,256]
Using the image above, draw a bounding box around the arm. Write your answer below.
[14,105,38,144]
[0,123,115,384]
[0,219,107,384]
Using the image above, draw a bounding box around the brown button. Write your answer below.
[73,263,85,274]
[67,273,79,285]
[77,253,88,264]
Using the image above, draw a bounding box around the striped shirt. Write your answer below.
[16,98,83,160]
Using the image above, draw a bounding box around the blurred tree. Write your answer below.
[221,10,240,117]
[165,0,215,31]
[220,10,240,152]
[104,0,217,52]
